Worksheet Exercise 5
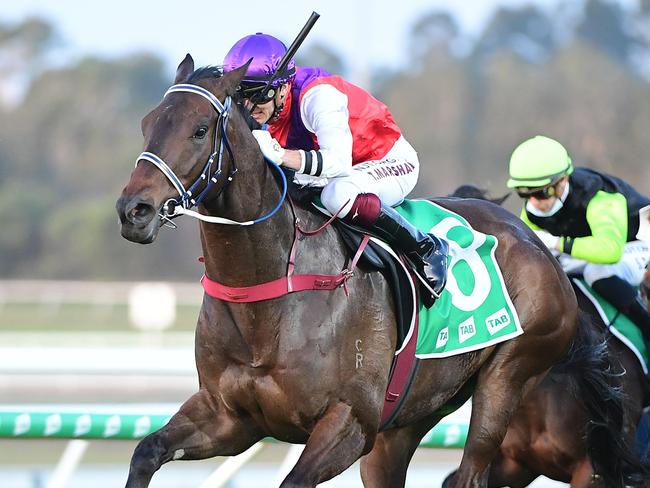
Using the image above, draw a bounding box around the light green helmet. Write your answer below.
[507,135,573,188]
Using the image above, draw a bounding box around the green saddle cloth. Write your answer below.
[393,199,523,358]
[572,278,648,373]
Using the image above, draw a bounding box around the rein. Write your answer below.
[135,83,287,226]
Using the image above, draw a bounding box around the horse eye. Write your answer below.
[193,126,208,139]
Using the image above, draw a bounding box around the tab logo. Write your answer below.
[436,327,449,349]
[486,308,511,335]
[458,317,476,343]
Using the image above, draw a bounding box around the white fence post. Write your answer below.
[199,441,265,488]
[46,439,89,488]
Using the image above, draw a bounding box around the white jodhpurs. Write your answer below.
[558,240,650,287]
[317,136,419,218]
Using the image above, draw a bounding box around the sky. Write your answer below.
[0,0,640,84]
[2,1,566,72]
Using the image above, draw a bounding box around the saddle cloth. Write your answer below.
[325,198,524,358]
[572,277,649,373]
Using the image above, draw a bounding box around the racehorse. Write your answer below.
[444,185,648,487]
[117,55,587,488]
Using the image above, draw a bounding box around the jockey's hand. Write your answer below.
[252,130,285,165]
[534,230,560,251]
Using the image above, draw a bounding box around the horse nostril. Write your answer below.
[123,198,156,225]
[130,203,155,223]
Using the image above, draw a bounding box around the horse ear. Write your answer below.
[221,58,253,96]
[175,54,195,83]
[491,193,511,206]
[449,184,485,199]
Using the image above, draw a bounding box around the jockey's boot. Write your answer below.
[593,276,650,353]
[369,204,449,308]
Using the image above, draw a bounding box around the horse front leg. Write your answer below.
[279,402,374,488]
[359,417,440,488]
[124,389,262,488]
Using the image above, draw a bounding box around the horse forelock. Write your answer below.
[188,65,224,82]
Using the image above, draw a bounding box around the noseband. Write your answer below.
[135,83,287,226]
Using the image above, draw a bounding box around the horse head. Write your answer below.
[116,54,257,244]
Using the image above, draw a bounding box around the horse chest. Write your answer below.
[217,366,327,433]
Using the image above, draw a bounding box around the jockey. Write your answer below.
[223,32,448,306]
[507,135,650,347]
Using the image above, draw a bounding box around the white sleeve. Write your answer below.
[298,84,353,178]
[534,230,560,250]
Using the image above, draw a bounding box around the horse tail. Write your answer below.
[554,311,647,486]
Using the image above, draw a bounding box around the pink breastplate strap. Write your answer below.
[201,232,370,303]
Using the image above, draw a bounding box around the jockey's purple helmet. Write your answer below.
[223,33,296,86]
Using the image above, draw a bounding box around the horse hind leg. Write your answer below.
[569,459,601,488]
[443,450,543,488]
[359,416,441,488]
[279,402,372,488]
[447,347,555,487]
[124,389,262,488]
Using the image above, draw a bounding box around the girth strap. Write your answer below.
[379,287,420,429]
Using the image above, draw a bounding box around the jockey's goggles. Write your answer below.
[515,179,561,200]
[238,82,277,104]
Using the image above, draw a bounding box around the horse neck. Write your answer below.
[198,160,295,285]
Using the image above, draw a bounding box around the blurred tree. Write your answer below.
[629,0,650,77]
[5,53,167,196]
[0,17,59,107]
[379,52,470,197]
[295,42,347,76]
[0,19,206,279]
[2,10,650,280]
[36,198,202,280]
[408,11,460,65]
[0,17,56,59]
[472,5,557,63]
[576,0,644,68]
[0,182,54,275]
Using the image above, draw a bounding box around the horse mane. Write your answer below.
[188,65,223,82]
[188,65,261,131]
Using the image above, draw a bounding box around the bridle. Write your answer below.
[135,82,287,226]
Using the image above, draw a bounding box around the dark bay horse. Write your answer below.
[446,186,648,487]
[116,55,580,488]
[481,291,648,487]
